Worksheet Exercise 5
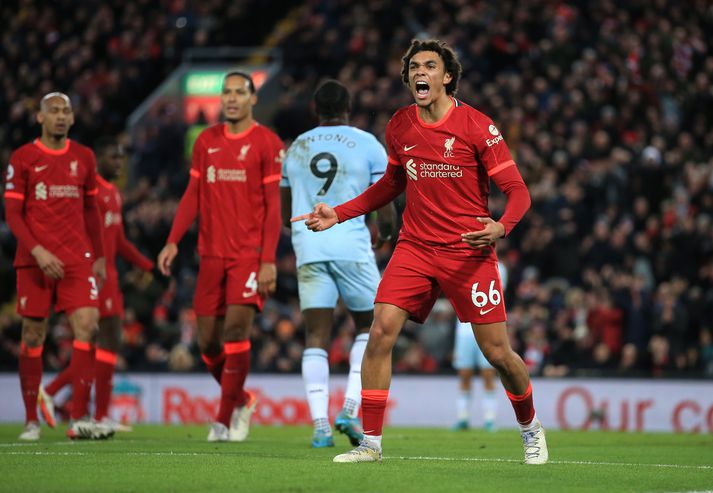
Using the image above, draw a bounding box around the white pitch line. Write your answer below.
[1,450,711,470]
[388,456,713,470]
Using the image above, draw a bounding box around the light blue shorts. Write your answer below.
[297,260,380,312]
[453,320,494,370]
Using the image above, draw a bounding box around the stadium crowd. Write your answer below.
[1,0,712,378]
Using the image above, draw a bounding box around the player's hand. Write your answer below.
[157,243,178,276]
[31,245,64,280]
[92,257,107,289]
[258,262,277,297]
[290,203,338,232]
[461,217,505,249]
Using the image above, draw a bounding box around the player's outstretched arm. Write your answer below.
[334,163,406,224]
[291,202,338,232]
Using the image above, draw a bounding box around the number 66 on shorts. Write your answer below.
[373,240,506,325]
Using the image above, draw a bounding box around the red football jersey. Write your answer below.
[5,139,99,267]
[189,122,284,258]
[96,175,123,272]
[96,175,153,278]
[385,98,517,251]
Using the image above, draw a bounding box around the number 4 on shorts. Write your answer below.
[242,272,258,298]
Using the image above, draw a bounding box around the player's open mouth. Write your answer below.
[415,81,430,99]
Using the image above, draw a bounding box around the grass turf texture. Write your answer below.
[0,424,711,493]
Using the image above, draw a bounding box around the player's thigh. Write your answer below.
[375,242,440,324]
[195,256,227,316]
[57,262,100,315]
[225,256,264,311]
[297,262,339,310]
[99,273,123,319]
[330,260,379,313]
[223,304,256,341]
[16,266,53,319]
[453,320,478,370]
[438,256,506,325]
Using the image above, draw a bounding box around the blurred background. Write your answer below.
[1,0,712,384]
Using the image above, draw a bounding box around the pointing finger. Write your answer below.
[290,213,311,223]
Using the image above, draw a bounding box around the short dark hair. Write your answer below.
[401,39,462,96]
[94,136,119,156]
[223,71,256,93]
[313,79,350,119]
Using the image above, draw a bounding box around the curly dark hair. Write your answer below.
[401,39,462,96]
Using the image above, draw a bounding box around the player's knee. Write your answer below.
[198,339,222,356]
[21,318,47,346]
[365,322,398,350]
[21,328,45,347]
[305,332,329,351]
[482,344,509,371]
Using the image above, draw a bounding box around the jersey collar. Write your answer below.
[415,97,457,128]
[34,138,70,155]
[223,122,257,140]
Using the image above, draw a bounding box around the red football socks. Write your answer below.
[361,389,389,436]
[215,341,250,426]
[45,366,72,396]
[94,349,117,421]
[69,341,94,420]
[19,343,43,423]
[506,382,536,425]
[201,351,226,384]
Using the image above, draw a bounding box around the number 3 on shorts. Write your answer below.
[88,277,99,301]
[471,280,501,308]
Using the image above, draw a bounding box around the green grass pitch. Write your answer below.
[0,424,711,492]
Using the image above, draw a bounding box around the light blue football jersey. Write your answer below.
[281,125,387,267]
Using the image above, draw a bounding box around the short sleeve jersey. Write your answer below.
[190,122,284,258]
[281,125,387,267]
[4,139,99,267]
[385,99,516,251]
[96,175,122,277]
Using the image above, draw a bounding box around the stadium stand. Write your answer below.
[1,0,712,377]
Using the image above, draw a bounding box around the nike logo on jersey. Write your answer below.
[480,307,496,316]
[208,147,221,154]
[403,144,417,151]
[242,290,257,298]
[34,165,48,172]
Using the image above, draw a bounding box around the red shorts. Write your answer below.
[99,272,124,319]
[16,263,100,318]
[194,256,264,316]
[375,240,506,324]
